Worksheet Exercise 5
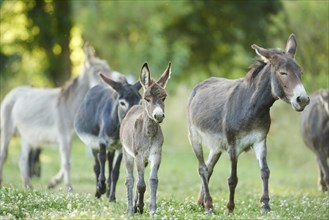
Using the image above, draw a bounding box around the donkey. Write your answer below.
[74,73,141,201]
[187,34,309,214]
[120,62,171,216]
[0,43,117,190]
[300,89,329,191]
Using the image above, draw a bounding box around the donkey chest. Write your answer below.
[135,136,162,160]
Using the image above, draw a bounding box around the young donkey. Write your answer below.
[74,73,141,201]
[120,62,171,216]
[187,34,309,214]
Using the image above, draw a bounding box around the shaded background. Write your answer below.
[1,0,328,96]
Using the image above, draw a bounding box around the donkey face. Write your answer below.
[100,74,142,121]
[140,62,171,123]
[252,34,309,112]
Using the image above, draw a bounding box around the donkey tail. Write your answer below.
[0,87,23,163]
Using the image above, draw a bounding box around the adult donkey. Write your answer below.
[187,34,309,214]
[74,73,141,201]
[120,62,171,216]
[300,89,329,191]
[0,43,117,190]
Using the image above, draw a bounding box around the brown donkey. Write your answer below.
[120,62,171,216]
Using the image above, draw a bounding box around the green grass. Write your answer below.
[1,87,329,219]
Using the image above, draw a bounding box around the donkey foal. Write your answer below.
[120,62,171,216]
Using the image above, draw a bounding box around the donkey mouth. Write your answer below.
[155,118,164,124]
[292,102,308,112]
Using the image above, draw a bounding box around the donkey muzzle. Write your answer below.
[153,107,165,123]
[291,85,310,112]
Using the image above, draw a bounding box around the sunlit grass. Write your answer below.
[1,86,328,219]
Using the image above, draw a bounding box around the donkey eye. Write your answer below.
[161,97,166,102]
[119,100,127,107]
[144,97,151,102]
[279,71,287,76]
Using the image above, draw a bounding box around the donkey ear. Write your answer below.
[157,62,171,88]
[251,44,272,63]
[285,34,297,59]
[140,63,151,90]
[84,42,95,68]
[133,81,142,91]
[99,73,123,92]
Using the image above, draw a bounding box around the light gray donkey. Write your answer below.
[187,34,309,214]
[120,62,171,216]
[0,43,119,190]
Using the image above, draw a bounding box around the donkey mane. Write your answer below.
[245,58,267,83]
[61,77,79,96]
[245,47,284,83]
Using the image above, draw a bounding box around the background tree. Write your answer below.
[27,0,72,85]
[1,0,328,98]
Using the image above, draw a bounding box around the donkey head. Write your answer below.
[140,62,171,123]
[251,34,309,112]
[83,43,116,88]
[100,74,142,122]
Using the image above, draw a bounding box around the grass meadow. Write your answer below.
[1,86,328,219]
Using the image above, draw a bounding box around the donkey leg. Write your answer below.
[123,150,135,216]
[316,152,329,192]
[92,149,102,198]
[191,140,213,212]
[198,150,222,207]
[0,115,15,188]
[109,149,122,202]
[106,150,114,199]
[48,140,72,191]
[96,143,107,196]
[28,148,42,178]
[227,147,238,214]
[19,141,32,189]
[253,140,271,212]
[135,156,146,214]
[149,154,161,216]
[318,163,328,192]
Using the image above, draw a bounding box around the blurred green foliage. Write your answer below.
[0,0,328,98]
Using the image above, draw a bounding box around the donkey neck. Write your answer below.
[59,70,91,120]
[245,64,277,110]
[142,104,160,137]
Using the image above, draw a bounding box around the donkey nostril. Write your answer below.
[154,114,164,121]
[296,96,301,103]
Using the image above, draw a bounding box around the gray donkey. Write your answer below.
[187,34,309,214]
[300,89,329,191]
[74,73,141,201]
[120,62,171,216]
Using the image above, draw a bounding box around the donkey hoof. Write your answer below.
[137,207,143,214]
[95,191,101,198]
[226,209,234,215]
[197,199,204,207]
[149,210,156,217]
[47,182,55,189]
[26,184,33,190]
[66,185,73,192]
[96,184,106,196]
[261,204,271,212]
[205,208,213,214]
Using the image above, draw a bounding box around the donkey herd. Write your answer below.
[0,34,328,216]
